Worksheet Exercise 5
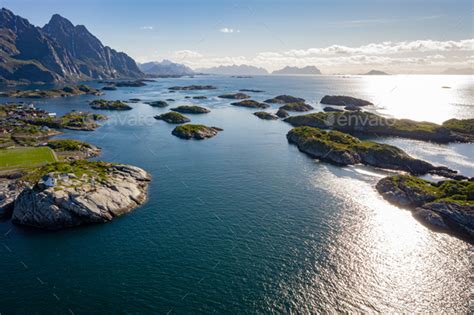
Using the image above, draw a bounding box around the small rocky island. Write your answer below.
[154,112,190,124]
[376,175,473,240]
[168,85,216,91]
[276,108,289,118]
[320,95,373,107]
[254,112,278,120]
[265,95,305,104]
[171,105,210,114]
[0,85,102,98]
[28,111,107,131]
[239,89,264,93]
[90,99,132,111]
[218,93,250,100]
[285,111,474,143]
[231,100,269,109]
[287,126,460,177]
[145,100,169,107]
[11,161,151,230]
[99,80,147,87]
[279,102,314,112]
[172,124,222,140]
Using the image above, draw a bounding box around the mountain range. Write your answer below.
[272,66,321,75]
[139,60,194,76]
[0,8,142,84]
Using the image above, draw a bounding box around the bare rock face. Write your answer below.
[12,164,151,229]
[0,178,23,219]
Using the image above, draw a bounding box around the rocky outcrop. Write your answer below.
[0,85,102,98]
[231,100,269,109]
[168,85,216,91]
[171,105,210,114]
[11,163,151,230]
[145,100,169,108]
[323,107,343,113]
[376,175,473,241]
[320,95,373,107]
[287,126,459,177]
[284,112,474,143]
[279,102,314,112]
[254,112,278,120]
[265,95,305,104]
[276,108,289,118]
[90,100,132,111]
[154,112,190,124]
[218,93,250,100]
[0,177,22,219]
[172,124,222,140]
[239,89,264,93]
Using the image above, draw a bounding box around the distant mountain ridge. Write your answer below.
[197,64,269,75]
[0,8,142,84]
[272,66,321,75]
[139,60,194,76]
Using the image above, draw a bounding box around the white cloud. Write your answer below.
[159,38,473,74]
[220,27,240,33]
[140,26,154,30]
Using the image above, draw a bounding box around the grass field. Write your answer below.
[0,147,57,170]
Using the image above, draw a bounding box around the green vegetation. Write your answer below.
[174,124,208,133]
[0,85,101,98]
[279,102,313,112]
[171,105,210,114]
[284,111,471,143]
[47,139,92,152]
[0,147,56,170]
[154,112,190,124]
[218,93,250,99]
[29,111,107,130]
[288,126,359,150]
[442,118,474,135]
[385,175,474,206]
[90,99,132,110]
[22,160,112,184]
[231,100,269,108]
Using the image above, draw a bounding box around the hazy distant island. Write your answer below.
[272,66,322,75]
[139,60,195,77]
[362,70,390,75]
[442,68,474,75]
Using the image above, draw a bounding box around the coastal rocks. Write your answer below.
[376,175,474,240]
[320,95,373,107]
[172,124,222,140]
[284,112,473,143]
[254,112,278,120]
[239,89,264,93]
[128,98,141,103]
[218,93,250,100]
[154,112,190,124]
[0,177,22,219]
[279,102,314,112]
[171,105,210,114]
[442,118,474,136]
[145,100,169,107]
[169,85,216,91]
[286,126,458,176]
[276,108,289,118]
[323,107,343,113]
[102,86,117,91]
[11,162,151,230]
[90,100,132,111]
[0,85,102,98]
[46,139,101,160]
[231,100,269,109]
[193,96,207,100]
[265,95,305,104]
[100,80,146,87]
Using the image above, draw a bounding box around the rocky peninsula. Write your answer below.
[11,161,151,230]
[287,126,460,177]
[172,124,222,140]
[0,85,102,99]
[284,111,474,143]
[155,112,190,124]
[376,175,473,241]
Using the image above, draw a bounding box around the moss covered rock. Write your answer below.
[89,100,132,111]
[279,102,313,112]
[154,112,190,124]
[172,124,222,140]
[171,105,210,114]
[231,100,269,109]
[253,112,278,120]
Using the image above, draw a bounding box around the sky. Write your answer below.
[1,0,473,73]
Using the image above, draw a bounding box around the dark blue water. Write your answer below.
[0,75,472,313]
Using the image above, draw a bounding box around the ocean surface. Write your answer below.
[0,75,473,313]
